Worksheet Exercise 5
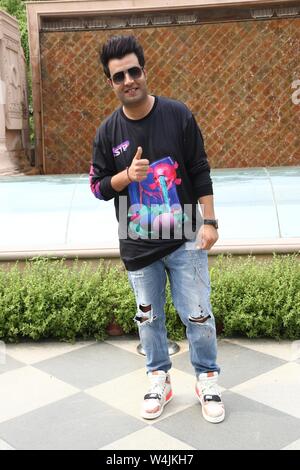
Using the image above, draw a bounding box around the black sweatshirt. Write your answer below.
[90,96,213,271]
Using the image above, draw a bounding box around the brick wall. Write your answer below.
[40,18,300,174]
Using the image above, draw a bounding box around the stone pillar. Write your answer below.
[0,9,30,175]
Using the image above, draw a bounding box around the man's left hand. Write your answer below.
[196,224,219,250]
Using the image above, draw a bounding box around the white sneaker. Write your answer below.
[141,370,173,419]
[196,371,225,423]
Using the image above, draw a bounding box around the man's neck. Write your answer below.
[122,95,155,120]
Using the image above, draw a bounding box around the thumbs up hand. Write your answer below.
[133,146,143,161]
[127,147,150,182]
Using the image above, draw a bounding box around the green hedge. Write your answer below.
[0,254,299,343]
[210,254,300,339]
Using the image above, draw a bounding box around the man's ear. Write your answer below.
[107,78,113,88]
[143,68,147,79]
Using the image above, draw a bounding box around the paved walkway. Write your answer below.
[0,335,300,450]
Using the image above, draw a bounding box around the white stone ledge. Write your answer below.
[0,238,299,260]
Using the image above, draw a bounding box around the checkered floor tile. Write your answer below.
[0,335,300,450]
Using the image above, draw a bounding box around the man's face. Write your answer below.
[108,53,148,107]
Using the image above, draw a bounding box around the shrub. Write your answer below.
[0,259,113,342]
[210,253,300,339]
[0,254,299,343]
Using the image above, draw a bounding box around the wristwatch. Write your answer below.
[203,218,219,229]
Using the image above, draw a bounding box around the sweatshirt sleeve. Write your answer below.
[183,114,213,199]
[89,125,119,201]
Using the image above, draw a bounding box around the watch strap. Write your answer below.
[203,218,218,229]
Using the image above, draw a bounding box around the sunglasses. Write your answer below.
[110,66,144,85]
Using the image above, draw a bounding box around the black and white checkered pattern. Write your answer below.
[0,336,300,450]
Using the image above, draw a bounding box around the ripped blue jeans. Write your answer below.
[128,242,220,377]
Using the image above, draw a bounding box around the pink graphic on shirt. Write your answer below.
[112,140,130,157]
[127,157,187,238]
[89,163,104,200]
[148,160,181,192]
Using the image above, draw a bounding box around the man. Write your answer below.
[90,35,225,423]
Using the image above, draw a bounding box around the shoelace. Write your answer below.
[200,379,220,398]
[148,376,166,398]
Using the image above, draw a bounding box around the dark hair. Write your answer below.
[100,35,145,78]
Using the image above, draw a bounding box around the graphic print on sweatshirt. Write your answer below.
[127,157,188,239]
[112,140,130,157]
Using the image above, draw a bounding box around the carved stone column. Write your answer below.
[0,9,30,175]
[0,31,9,163]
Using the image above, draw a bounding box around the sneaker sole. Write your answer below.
[202,407,225,424]
[196,388,225,424]
[141,391,173,420]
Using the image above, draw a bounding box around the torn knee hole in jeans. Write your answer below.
[188,304,211,324]
[134,304,157,324]
[188,314,211,324]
